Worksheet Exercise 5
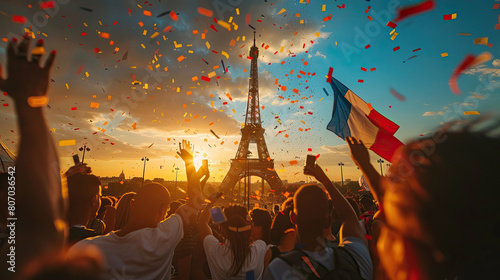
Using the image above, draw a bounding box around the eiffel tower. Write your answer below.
[219,32,284,202]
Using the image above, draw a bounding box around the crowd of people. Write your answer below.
[1,34,500,280]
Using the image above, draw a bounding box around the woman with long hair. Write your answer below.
[113,192,136,231]
[199,201,267,279]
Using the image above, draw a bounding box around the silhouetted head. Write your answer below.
[249,208,272,244]
[221,205,252,277]
[293,184,332,241]
[270,207,296,246]
[67,173,101,226]
[379,119,500,280]
[128,183,170,227]
[114,192,135,231]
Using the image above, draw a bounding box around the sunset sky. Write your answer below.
[0,0,499,183]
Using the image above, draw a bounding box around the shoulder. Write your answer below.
[203,234,221,251]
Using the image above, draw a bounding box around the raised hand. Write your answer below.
[346,136,371,169]
[65,163,92,177]
[177,139,194,163]
[0,33,56,105]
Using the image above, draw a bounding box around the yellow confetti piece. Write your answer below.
[217,20,231,30]
[236,8,240,15]
[85,72,89,77]
[208,71,216,78]
[277,8,286,15]
[464,111,480,115]
[59,139,76,147]
[141,43,146,48]
[391,32,398,40]
[150,32,159,39]
[451,13,457,19]
[221,51,229,59]
[31,46,45,55]
[322,4,326,11]
[90,102,99,108]
[27,96,49,107]
[205,41,211,49]
[108,95,111,100]
[173,41,182,48]
[441,53,448,57]
[65,83,69,90]
[280,46,284,52]
[474,37,488,45]
[314,32,320,37]
[192,76,198,81]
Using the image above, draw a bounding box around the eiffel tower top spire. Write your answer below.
[245,32,262,127]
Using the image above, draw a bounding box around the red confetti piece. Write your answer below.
[289,160,298,165]
[413,48,421,52]
[246,14,251,25]
[390,88,406,101]
[365,6,371,13]
[387,21,397,28]
[81,32,87,36]
[449,54,475,94]
[170,10,178,21]
[201,76,211,82]
[394,0,436,22]
[71,107,77,110]
[443,14,453,20]
[393,46,400,51]
[358,80,364,83]
[40,1,55,9]
[3,103,9,107]
[210,24,218,32]
[370,68,377,71]
[308,148,312,152]
[77,65,83,74]
[365,44,371,49]
[12,15,27,24]
[128,8,131,16]
[94,48,100,53]
[361,67,367,72]
[326,67,334,83]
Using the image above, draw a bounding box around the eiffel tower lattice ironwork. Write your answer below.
[219,32,284,200]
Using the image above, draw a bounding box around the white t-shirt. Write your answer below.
[263,237,373,280]
[70,214,184,280]
[204,235,267,280]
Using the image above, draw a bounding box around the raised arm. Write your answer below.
[177,140,204,209]
[0,35,64,270]
[346,137,385,203]
[197,192,221,241]
[307,163,367,246]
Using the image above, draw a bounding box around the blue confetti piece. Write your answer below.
[248,25,256,30]
[323,88,330,96]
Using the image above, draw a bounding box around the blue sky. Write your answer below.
[0,0,498,183]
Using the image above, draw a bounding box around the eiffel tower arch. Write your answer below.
[219,32,284,202]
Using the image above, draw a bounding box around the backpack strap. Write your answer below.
[270,246,281,262]
[278,249,330,279]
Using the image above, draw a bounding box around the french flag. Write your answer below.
[327,76,404,162]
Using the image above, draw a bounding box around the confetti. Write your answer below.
[443,13,457,20]
[90,102,99,108]
[210,129,220,139]
[170,10,178,21]
[198,7,213,17]
[59,140,76,147]
[473,37,488,46]
[449,52,492,94]
[27,96,49,107]
[12,15,27,24]
[464,111,480,115]
[390,88,406,101]
[289,160,298,165]
[441,53,448,57]
[40,1,55,9]
[277,8,286,15]
[132,122,137,130]
[394,0,436,22]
